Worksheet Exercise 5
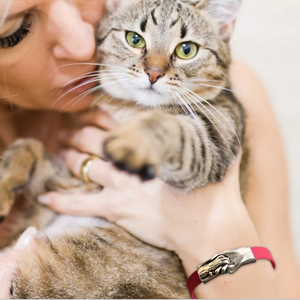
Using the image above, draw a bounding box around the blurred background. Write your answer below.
[231,0,300,258]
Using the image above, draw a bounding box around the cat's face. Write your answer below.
[97,0,240,107]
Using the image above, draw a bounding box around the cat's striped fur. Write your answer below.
[98,0,245,191]
[0,0,246,298]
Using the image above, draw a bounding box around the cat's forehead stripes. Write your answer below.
[138,0,186,38]
[97,0,232,79]
[151,9,158,25]
[139,1,182,30]
[140,16,148,32]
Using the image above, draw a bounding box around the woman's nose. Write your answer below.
[51,1,96,62]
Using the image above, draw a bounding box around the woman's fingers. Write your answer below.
[63,149,124,187]
[0,227,37,299]
[60,126,107,156]
[60,108,119,155]
[63,149,140,188]
[38,191,107,217]
[38,189,126,222]
[76,109,119,130]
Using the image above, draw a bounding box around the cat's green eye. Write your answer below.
[175,42,198,60]
[126,32,146,48]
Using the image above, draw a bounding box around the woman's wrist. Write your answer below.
[175,213,280,298]
[171,199,261,276]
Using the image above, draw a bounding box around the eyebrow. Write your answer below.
[3,6,36,23]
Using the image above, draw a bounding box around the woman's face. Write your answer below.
[0,0,106,112]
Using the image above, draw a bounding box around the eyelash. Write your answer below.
[0,20,32,50]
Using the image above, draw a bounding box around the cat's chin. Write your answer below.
[132,88,173,108]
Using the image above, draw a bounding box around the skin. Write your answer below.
[0,0,299,298]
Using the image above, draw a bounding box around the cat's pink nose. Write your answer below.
[145,68,165,84]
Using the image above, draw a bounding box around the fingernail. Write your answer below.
[38,195,51,205]
[14,227,37,250]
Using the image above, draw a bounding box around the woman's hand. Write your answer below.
[38,109,256,256]
[38,109,280,298]
[0,227,37,299]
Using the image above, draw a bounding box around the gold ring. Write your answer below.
[80,156,98,183]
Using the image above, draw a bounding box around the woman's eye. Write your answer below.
[126,31,146,49]
[0,16,32,49]
[175,42,198,60]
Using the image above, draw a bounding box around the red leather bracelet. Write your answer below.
[186,247,276,299]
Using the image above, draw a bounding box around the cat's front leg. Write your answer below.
[103,109,240,191]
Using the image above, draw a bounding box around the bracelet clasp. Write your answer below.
[197,247,257,283]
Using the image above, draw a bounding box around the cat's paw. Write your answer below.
[103,128,160,181]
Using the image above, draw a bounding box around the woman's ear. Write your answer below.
[205,0,242,39]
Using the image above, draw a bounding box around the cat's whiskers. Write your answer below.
[187,11,209,31]
[182,87,241,148]
[173,91,199,125]
[106,80,132,106]
[57,62,128,71]
[91,78,131,107]
[218,70,230,81]
[52,72,126,109]
[172,91,190,117]
[70,86,103,109]
[183,78,223,83]
[53,69,117,97]
[187,9,222,32]
[196,83,233,92]
[197,8,219,23]
[57,79,121,113]
[21,191,39,209]
[52,77,102,109]
[58,86,102,113]
[180,89,234,155]
[66,76,125,106]
[183,4,199,29]
[54,72,103,97]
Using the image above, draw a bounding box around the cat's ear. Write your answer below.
[106,0,120,12]
[204,0,242,39]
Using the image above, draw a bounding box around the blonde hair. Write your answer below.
[0,0,11,28]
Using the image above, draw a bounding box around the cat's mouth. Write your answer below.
[142,86,163,96]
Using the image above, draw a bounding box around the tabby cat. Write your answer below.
[0,0,245,298]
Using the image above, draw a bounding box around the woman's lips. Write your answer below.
[63,75,99,95]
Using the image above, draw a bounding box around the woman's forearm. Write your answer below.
[174,202,281,299]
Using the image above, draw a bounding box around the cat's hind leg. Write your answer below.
[0,139,47,220]
[0,138,97,222]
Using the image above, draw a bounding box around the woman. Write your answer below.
[0,0,299,298]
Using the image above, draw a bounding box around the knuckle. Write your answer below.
[76,127,93,149]
[69,198,84,215]
[66,152,85,176]
[101,197,120,222]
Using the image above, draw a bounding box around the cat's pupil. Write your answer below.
[132,34,141,45]
[182,44,191,55]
